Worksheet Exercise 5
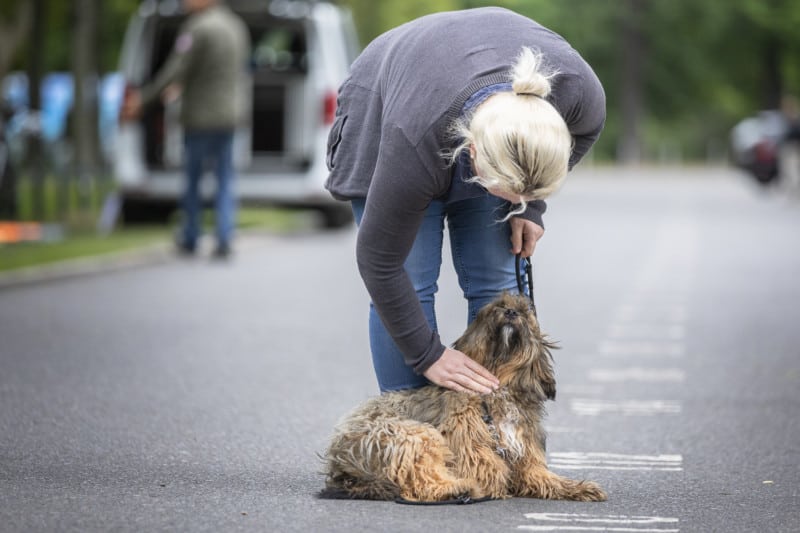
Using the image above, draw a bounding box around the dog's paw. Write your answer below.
[448,481,486,501]
[574,480,607,502]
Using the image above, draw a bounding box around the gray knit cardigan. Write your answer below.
[325,7,606,375]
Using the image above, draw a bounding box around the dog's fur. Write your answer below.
[320,292,606,502]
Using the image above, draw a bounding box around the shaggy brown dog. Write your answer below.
[320,292,606,503]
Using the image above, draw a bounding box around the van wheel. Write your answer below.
[318,205,354,229]
[121,196,176,225]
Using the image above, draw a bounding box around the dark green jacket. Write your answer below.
[141,4,250,130]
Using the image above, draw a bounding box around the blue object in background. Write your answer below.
[2,72,28,112]
[40,73,74,142]
[98,73,125,159]
[1,71,125,163]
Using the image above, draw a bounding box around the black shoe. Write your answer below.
[212,242,231,259]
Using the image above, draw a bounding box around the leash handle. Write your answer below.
[515,253,537,316]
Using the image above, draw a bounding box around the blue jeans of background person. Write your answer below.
[351,195,525,392]
[182,130,236,249]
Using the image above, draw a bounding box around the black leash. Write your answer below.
[515,253,537,316]
[395,495,495,505]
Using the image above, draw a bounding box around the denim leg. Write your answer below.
[446,195,522,324]
[212,131,236,246]
[182,132,205,248]
[351,199,445,392]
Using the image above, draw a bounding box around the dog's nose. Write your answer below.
[504,308,518,319]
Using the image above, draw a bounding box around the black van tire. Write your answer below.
[318,205,354,229]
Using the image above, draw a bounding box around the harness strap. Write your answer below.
[482,399,508,459]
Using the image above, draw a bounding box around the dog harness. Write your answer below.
[481,399,509,460]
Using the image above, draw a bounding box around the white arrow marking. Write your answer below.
[548,452,683,471]
[588,367,685,383]
[519,513,680,532]
[598,341,685,357]
[570,399,682,416]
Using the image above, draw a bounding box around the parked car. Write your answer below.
[114,0,359,227]
[730,110,789,184]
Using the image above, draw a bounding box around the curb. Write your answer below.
[0,242,175,291]
[0,231,284,291]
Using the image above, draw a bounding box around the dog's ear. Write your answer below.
[534,339,558,401]
[539,369,556,401]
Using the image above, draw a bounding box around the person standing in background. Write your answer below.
[121,0,250,258]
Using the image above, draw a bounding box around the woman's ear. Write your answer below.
[469,143,482,177]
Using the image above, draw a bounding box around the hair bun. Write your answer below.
[511,47,555,98]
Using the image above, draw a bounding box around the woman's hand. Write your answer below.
[423,347,499,394]
[510,217,544,258]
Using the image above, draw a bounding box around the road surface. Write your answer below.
[1,166,798,532]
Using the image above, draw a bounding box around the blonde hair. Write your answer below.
[452,48,572,216]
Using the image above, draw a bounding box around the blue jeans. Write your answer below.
[351,196,525,392]
[182,130,236,248]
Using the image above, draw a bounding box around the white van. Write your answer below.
[114,0,359,227]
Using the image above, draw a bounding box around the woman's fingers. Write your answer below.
[424,348,499,394]
[509,217,544,258]
[463,357,500,388]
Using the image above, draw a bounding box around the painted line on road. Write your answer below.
[588,367,686,384]
[570,399,681,416]
[606,324,686,340]
[614,305,687,323]
[561,384,607,395]
[548,452,683,471]
[598,340,685,357]
[519,513,679,532]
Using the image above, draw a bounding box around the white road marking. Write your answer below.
[598,340,685,357]
[519,512,679,532]
[539,221,692,532]
[571,399,681,416]
[561,384,607,395]
[614,305,687,323]
[548,452,683,471]
[588,367,686,383]
[607,324,686,340]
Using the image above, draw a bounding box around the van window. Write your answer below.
[248,22,309,159]
[252,27,307,72]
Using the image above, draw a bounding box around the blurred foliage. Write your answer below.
[340,0,800,162]
[2,0,799,162]
[2,0,140,74]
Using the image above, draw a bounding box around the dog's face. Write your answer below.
[453,292,556,400]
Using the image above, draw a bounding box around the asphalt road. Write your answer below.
[1,167,798,532]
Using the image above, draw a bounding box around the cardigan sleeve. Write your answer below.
[355,125,448,374]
